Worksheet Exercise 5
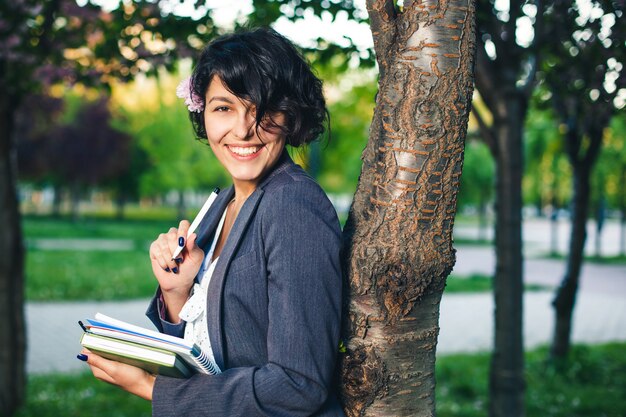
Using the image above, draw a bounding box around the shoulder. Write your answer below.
[258,160,339,231]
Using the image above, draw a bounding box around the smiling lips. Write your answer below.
[228,145,264,157]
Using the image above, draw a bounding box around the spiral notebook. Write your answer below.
[78,312,219,376]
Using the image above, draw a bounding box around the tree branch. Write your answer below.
[474,37,503,120]
[520,0,543,98]
[366,0,397,76]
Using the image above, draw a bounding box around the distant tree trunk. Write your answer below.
[176,190,186,220]
[550,206,559,256]
[551,166,590,358]
[550,124,602,359]
[594,195,605,258]
[478,196,488,242]
[52,184,63,217]
[339,0,476,415]
[550,172,560,256]
[489,99,526,417]
[619,165,626,256]
[115,192,127,220]
[70,183,82,222]
[0,92,26,417]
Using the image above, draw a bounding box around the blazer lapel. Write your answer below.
[194,187,235,250]
[206,187,265,370]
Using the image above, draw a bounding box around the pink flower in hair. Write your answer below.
[176,77,204,113]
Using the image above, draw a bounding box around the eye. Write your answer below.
[214,106,230,112]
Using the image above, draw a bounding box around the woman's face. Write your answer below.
[204,76,286,195]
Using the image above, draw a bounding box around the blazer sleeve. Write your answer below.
[151,180,343,417]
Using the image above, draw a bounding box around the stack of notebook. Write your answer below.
[79,313,219,378]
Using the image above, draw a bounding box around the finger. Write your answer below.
[83,351,118,384]
[150,235,175,272]
[171,220,190,262]
[177,220,191,248]
[90,365,117,384]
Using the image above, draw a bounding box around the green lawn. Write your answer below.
[13,343,625,417]
[445,274,549,293]
[26,249,156,300]
[23,215,173,240]
[437,343,626,417]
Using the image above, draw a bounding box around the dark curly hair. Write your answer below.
[186,27,329,147]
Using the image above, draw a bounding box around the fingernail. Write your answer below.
[175,257,183,265]
[178,237,185,247]
[172,267,179,274]
[164,267,171,272]
[77,354,88,362]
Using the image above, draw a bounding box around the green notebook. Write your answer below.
[80,332,193,378]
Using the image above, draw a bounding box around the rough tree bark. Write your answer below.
[338,0,476,415]
[0,91,26,416]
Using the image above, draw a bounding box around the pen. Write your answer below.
[171,187,220,260]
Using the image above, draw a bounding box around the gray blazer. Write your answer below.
[146,152,345,417]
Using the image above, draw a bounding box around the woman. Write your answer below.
[79,27,345,416]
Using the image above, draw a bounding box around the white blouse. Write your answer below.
[178,206,228,374]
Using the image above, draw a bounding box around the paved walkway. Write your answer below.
[26,242,626,375]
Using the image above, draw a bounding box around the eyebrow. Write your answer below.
[207,96,236,105]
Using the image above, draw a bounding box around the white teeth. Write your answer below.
[229,146,260,156]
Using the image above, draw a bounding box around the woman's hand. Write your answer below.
[80,350,156,400]
[149,220,205,322]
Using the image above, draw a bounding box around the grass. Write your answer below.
[25,249,156,300]
[544,253,626,265]
[445,274,549,293]
[23,215,169,300]
[13,343,625,417]
[437,343,626,417]
[14,372,151,417]
[23,215,173,240]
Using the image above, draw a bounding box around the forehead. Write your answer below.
[206,76,234,99]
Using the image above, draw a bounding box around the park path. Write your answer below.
[26,244,626,374]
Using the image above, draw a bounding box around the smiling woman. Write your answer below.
[203,76,287,198]
[79,27,345,417]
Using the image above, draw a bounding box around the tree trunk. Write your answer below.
[619,165,626,256]
[115,192,127,220]
[489,100,526,417]
[52,184,63,217]
[550,165,591,359]
[0,93,26,416]
[478,196,488,241]
[339,1,476,415]
[550,209,559,257]
[70,183,82,222]
[177,190,186,220]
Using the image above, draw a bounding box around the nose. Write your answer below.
[232,110,255,140]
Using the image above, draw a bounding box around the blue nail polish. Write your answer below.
[172,267,179,274]
[77,354,88,362]
[175,257,183,265]
[178,237,185,247]
[164,267,171,272]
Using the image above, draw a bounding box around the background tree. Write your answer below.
[0,1,215,414]
[539,0,625,360]
[338,0,475,415]
[473,0,543,415]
